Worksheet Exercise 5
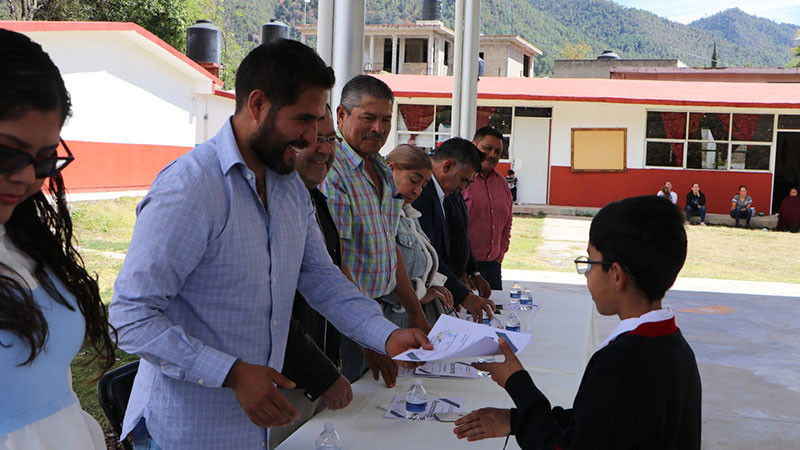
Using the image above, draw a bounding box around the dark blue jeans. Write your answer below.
[685,205,706,222]
[730,208,753,226]
[131,419,163,450]
[476,261,503,291]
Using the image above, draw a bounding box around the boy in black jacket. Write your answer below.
[454,195,702,450]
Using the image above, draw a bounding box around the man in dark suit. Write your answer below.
[445,191,492,298]
[412,138,495,321]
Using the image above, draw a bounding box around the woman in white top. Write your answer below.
[386,144,454,325]
[0,29,115,449]
[656,180,678,204]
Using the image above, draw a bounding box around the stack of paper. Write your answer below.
[393,315,531,362]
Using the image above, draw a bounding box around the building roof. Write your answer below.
[377,74,800,109]
[610,67,800,82]
[480,35,542,56]
[0,21,223,88]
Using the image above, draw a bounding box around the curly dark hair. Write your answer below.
[0,29,116,376]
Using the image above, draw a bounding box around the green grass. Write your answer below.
[505,216,800,283]
[69,197,141,444]
[503,217,564,271]
[67,200,800,442]
[682,224,800,283]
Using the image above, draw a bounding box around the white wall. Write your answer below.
[549,102,647,169]
[26,31,212,148]
[507,46,525,78]
[196,94,236,144]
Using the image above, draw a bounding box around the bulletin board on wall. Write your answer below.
[571,128,627,172]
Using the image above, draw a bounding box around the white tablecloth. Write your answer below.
[277,282,599,450]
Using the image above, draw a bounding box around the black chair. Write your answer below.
[97,360,139,450]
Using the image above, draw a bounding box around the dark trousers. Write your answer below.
[340,296,406,383]
[476,260,503,290]
[340,335,367,383]
[730,208,753,226]
[685,205,706,222]
[510,188,517,202]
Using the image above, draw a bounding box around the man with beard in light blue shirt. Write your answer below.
[109,39,430,450]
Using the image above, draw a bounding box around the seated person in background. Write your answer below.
[454,195,701,450]
[270,107,352,448]
[657,180,678,204]
[685,182,707,226]
[777,187,800,232]
[730,185,755,228]
[385,144,454,325]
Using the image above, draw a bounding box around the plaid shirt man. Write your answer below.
[321,138,403,299]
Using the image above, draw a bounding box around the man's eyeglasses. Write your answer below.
[0,138,74,179]
[573,256,612,275]
[316,135,342,145]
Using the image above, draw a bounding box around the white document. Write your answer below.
[416,361,479,378]
[399,361,479,378]
[383,395,464,421]
[393,315,531,362]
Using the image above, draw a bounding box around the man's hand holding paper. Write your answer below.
[392,315,531,362]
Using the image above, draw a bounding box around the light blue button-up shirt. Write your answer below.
[109,119,397,450]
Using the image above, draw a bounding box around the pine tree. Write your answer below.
[711,42,718,68]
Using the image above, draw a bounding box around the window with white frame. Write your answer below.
[645,111,774,171]
[397,104,451,154]
[396,104,517,158]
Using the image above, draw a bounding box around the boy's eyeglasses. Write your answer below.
[316,135,342,145]
[573,256,612,275]
[0,139,75,179]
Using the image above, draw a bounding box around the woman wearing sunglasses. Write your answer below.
[0,29,115,449]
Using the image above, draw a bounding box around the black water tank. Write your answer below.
[597,50,620,60]
[262,20,289,45]
[422,0,442,21]
[186,20,221,64]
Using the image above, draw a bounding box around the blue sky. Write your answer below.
[611,0,800,26]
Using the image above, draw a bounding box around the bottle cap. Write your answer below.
[324,423,335,431]
[412,379,422,386]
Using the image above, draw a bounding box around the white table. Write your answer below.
[277,282,598,450]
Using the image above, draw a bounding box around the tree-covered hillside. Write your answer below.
[7,0,797,82]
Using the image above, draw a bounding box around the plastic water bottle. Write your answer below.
[405,380,428,421]
[520,288,533,311]
[509,283,521,307]
[490,315,504,329]
[315,423,342,450]
[505,313,521,332]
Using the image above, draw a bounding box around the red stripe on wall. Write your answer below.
[61,140,193,193]
[549,166,773,215]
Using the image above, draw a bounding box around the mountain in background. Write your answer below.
[689,7,798,59]
[177,0,800,79]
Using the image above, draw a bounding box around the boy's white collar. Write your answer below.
[600,307,675,348]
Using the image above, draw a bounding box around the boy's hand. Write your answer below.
[471,338,524,388]
[454,408,511,441]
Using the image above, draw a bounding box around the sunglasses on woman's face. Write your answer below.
[0,139,74,179]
